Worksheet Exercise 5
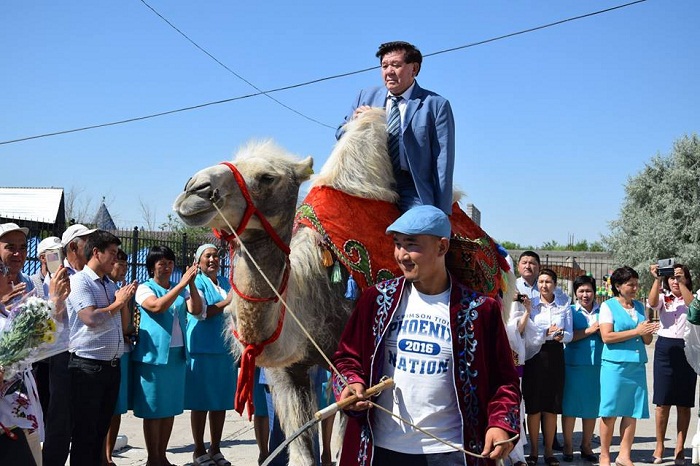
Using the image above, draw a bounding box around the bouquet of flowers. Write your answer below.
[0,295,63,380]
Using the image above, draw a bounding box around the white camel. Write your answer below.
[174,108,513,465]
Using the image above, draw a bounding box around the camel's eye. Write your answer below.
[258,174,275,185]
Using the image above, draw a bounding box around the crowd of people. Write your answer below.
[2,37,699,466]
[506,251,698,466]
[0,223,290,466]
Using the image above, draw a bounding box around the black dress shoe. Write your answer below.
[581,452,598,463]
[562,454,574,462]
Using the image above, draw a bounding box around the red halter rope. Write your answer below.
[212,161,291,418]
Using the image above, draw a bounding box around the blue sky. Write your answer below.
[2,0,698,247]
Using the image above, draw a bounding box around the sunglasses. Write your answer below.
[0,262,8,276]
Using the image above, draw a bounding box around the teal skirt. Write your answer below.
[562,364,600,419]
[113,352,132,415]
[133,346,186,419]
[253,367,268,416]
[599,360,649,418]
[184,352,237,411]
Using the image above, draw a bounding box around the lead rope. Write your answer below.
[210,200,517,463]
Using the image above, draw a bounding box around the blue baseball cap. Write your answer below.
[386,205,451,238]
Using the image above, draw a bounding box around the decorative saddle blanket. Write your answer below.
[294,186,511,299]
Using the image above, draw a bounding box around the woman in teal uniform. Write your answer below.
[132,246,202,466]
[561,275,602,463]
[598,266,658,466]
[185,244,237,466]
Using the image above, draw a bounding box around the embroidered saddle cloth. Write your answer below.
[294,186,510,298]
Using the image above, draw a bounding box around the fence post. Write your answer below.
[182,232,188,274]
[131,226,139,282]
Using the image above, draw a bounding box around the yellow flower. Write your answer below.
[42,333,56,344]
[47,320,57,332]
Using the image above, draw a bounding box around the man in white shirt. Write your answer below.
[65,230,136,465]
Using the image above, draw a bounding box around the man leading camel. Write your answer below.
[332,205,520,466]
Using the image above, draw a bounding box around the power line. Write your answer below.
[0,0,648,147]
[425,0,647,58]
[138,0,335,130]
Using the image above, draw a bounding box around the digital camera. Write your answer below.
[657,258,677,277]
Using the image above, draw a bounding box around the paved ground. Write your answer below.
[105,338,699,466]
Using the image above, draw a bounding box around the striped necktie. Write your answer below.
[386,95,402,172]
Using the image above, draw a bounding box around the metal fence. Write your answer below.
[508,249,651,304]
[22,225,231,283]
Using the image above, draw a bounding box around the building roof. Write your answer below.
[0,187,64,224]
[93,201,117,230]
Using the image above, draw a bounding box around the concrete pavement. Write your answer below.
[104,338,699,466]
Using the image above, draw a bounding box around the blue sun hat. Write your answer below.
[385,205,451,238]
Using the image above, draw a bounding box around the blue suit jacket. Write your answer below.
[336,82,455,214]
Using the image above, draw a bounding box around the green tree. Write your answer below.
[603,134,700,288]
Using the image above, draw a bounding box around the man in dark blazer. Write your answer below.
[336,41,455,215]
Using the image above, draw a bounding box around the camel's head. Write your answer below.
[173,140,313,236]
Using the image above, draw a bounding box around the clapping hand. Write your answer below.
[115,281,137,306]
[587,321,600,334]
[1,281,26,306]
[179,260,199,287]
[637,320,659,336]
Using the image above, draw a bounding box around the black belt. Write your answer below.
[70,353,120,367]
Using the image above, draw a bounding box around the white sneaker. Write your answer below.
[114,434,128,452]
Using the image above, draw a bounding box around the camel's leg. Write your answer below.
[268,364,317,466]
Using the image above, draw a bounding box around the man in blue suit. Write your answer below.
[336,41,455,215]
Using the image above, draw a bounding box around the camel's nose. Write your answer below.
[185,176,212,196]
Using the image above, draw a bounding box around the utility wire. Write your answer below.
[138,0,335,130]
[0,0,647,146]
[425,0,647,58]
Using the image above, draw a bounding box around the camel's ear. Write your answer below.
[294,156,314,182]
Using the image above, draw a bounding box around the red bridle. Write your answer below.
[212,161,291,418]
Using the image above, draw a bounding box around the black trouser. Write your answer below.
[42,351,72,466]
[33,360,51,415]
[0,428,37,465]
[373,446,466,466]
[68,354,120,466]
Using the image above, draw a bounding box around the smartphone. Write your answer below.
[46,248,65,275]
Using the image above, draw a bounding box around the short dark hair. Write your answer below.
[663,263,693,292]
[84,230,121,261]
[116,248,127,262]
[573,274,596,293]
[519,250,541,265]
[376,41,422,74]
[539,268,558,284]
[146,245,176,278]
[610,266,639,296]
